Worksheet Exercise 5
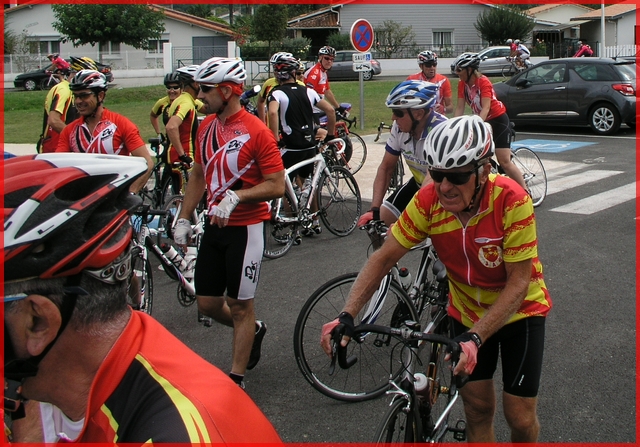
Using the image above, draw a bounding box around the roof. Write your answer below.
[150,5,235,37]
[287,6,340,29]
[527,3,593,16]
[572,3,636,21]
[534,20,590,32]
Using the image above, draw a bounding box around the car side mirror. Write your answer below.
[515,78,531,88]
[481,56,488,60]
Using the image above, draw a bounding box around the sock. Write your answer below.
[229,372,244,385]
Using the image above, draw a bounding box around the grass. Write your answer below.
[3,78,476,144]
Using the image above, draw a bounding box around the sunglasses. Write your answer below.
[429,168,477,185]
[322,56,335,62]
[166,85,180,91]
[4,293,27,303]
[455,68,464,73]
[199,84,219,93]
[422,62,437,67]
[392,109,407,118]
[73,91,95,100]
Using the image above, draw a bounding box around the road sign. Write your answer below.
[352,52,372,62]
[352,62,372,72]
[350,19,375,53]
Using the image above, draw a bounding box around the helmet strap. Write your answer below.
[404,109,420,144]
[461,166,483,212]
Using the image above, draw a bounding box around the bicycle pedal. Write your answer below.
[450,419,466,441]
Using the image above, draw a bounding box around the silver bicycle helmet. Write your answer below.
[423,115,494,169]
[453,53,481,71]
[194,57,247,85]
[176,65,200,84]
[69,69,108,91]
[270,51,294,64]
[385,80,439,109]
[318,46,336,57]
[506,39,513,44]
[417,50,438,65]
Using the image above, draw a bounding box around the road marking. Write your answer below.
[516,139,597,153]
[547,170,623,196]
[550,182,636,214]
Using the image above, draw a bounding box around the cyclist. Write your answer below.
[267,52,336,237]
[173,57,285,390]
[406,50,453,114]
[55,69,153,193]
[321,115,552,444]
[257,52,305,124]
[452,53,527,191]
[514,39,530,68]
[573,41,594,57]
[46,52,71,75]
[4,153,282,443]
[150,72,182,142]
[304,46,346,121]
[37,57,94,153]
[357,80,447,227]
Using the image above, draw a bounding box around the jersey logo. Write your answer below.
[244,261,259,283]
[478,244,503,268]
[227,139,244,153]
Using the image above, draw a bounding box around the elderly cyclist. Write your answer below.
[406,51,453,114]
[358,80,447,227]
[322,115,552,443]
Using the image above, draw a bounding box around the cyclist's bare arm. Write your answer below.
[257,94,267,123]
[149,112,162,135]
[443,95,454,115]
[316,98,336,137]
[371,151,399,209]
[323,89,340,109]
[47,110,66,134]
[130,146,155,193]
[454,96,466,117]
[266,101,280,141]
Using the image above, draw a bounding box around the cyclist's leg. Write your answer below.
[487,115,527,190]
[381,177,420,226]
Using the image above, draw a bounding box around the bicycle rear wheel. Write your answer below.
[127,247,153,315]
[512,147,547,207]
[344,132,367,175]
[263,190,298,259]
[373,398,420,443]
[501,64,516,78]
[293,272,418,402]
[317,166,362,236]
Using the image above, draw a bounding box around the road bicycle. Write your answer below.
[374,121,405,194]
[501,56,532,78]
[263,138,362,259]
[293,220,444,402]
[319,103,367,175]
[41,69,62,90]
[138,137,190,210]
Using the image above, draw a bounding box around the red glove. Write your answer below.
[458,340,479,375]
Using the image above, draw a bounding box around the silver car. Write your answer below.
[329,50,382,81]
[450,46,512,75]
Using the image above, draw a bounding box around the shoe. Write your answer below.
[312,223,322,234]
[246,320,267,370]
[293,232,302,245]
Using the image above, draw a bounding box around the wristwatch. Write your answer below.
[469,332,482,348]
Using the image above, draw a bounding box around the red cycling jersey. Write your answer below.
[405,72,452,113]
[458,75,507,121]
[303,62,330,96]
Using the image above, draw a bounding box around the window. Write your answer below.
[28,40,60,55]
[522,63,566,85]
[574,63,617,81]
[99,42,121,55]
[432,31,453,47]
[148,39,169,54]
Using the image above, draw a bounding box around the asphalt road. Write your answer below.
[145,125,636,443]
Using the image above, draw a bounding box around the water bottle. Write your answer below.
[182,247,197,279]
[300,177,312,207]
[399,267,412,291]
[414,373,430,403]
[160,243,188,271]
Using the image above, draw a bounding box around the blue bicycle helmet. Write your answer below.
[385,80,439,109]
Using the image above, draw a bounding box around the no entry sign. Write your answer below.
[350,19,374,53]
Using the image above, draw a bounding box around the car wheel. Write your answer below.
[40,79,54,91]
[362,70,373,81]
[589,103,620,135]
[24,79,37,91]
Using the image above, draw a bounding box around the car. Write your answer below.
[13,60,114,91]
[450,46,513,75]
[493,57,636,135]
[328,50,382,81]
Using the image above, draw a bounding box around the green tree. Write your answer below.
[374,20,417,58]
[51,5,165,53]
[252,4,288,71]
[327,33,352,51]
[185,5,213,19]
[474,6,535,46]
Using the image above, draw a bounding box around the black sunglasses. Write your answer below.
[166,85,180,91]
[422,62,437,67]
[429,168,478,185]
[73,91,95,100]
[392,109,406,118]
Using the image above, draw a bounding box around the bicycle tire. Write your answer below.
[512,147,547,207]
[127,249,153,315]
[263,189,298,259]
[344,132,367,175]
[293,272,419,402]
[373,397,420,443]
[317,166,362,237]
[157,194,183,246]
[501,64,515,78]
[388,159,405,194]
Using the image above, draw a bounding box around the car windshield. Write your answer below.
[613,63,636,81]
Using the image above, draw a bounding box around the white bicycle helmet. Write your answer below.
[423,115,494,169]
[417,50,438,65]
[506,39,513,44]
[514,39,521,45]
[385,80,439,109]
[176,64,200,82]
[270,51,294,64]
[318,46,336,57]
[453,53,481,71]
[195,57,247,85]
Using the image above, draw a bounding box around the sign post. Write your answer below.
[350,19,374,130]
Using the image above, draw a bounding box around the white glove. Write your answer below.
[173,218,193,245]
[210,190,240,226]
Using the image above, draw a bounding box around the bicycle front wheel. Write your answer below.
[263,190,298,259]
[501,64,515,78]
[345,132,367,175]
[373,398,420,443]
[127,248,153,315]
[317,166,362,236]
[293,272,418,402]
[513,147,547,207]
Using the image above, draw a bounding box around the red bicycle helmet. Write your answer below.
[4,153,146,282]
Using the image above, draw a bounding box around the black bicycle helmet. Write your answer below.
[164,72,181,87]
[70,56,98,72]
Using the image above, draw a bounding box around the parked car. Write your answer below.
[14,60,114,91]
[450,46,512,75]
[493,57,635,135]
[328,50,382,81]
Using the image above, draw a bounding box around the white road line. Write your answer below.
[547,170,623,196]
[539,160,585,177]
[550,182,636,214]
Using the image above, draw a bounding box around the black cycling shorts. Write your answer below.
[382,176,420,219]
[194,222,264,300]
[280,147,316,180]
[451,316,546,398]
[486,113,512,149]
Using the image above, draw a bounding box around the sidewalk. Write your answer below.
[4,133,392,203]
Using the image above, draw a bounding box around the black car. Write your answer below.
[14,61,114,91]
[493,57,635,135]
